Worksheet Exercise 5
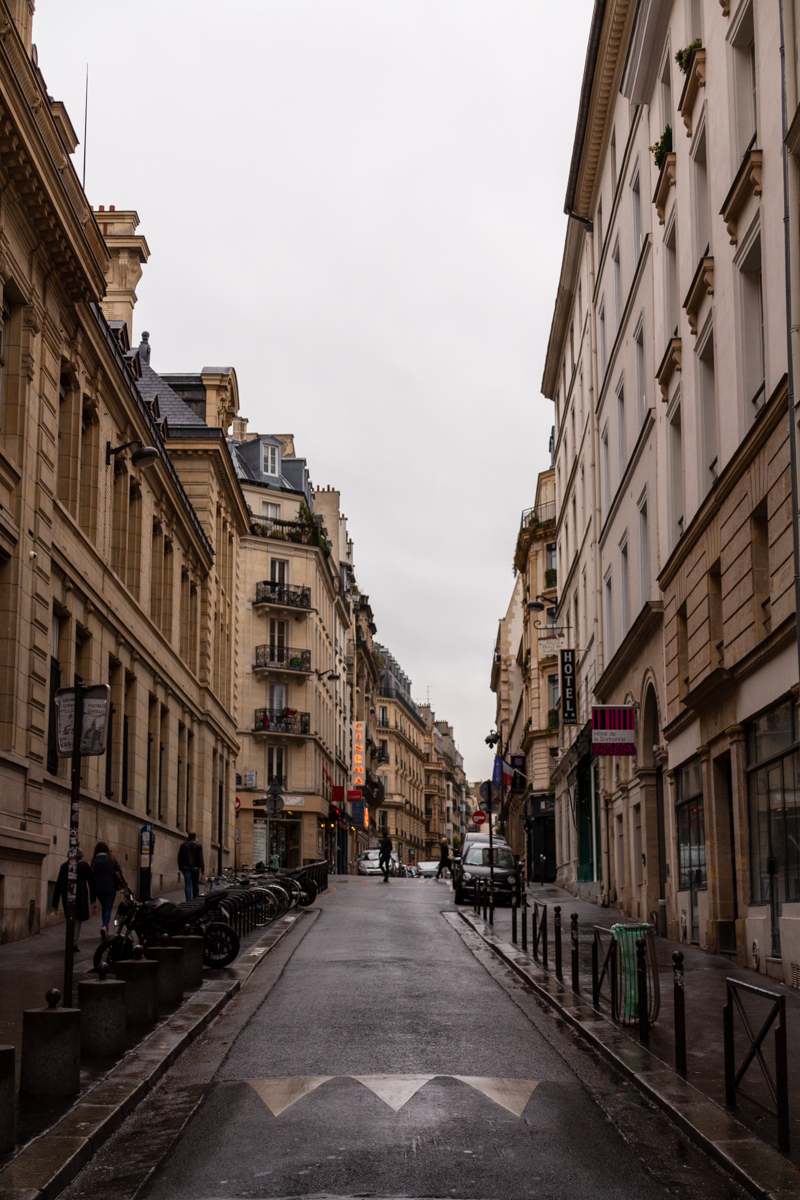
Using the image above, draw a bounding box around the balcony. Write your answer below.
[520,500,556,530]
[252,708,311,736]
[254,580,311,611]
[253,645,312,674]
[249,514,327,551]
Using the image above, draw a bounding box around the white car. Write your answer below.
[358,850,383,876]
[416,861,441,879]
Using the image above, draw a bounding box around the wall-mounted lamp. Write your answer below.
[316,670,340,681]
[528,594,559,612]
[106,439,160,470]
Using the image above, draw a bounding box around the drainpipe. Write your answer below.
[779,0,800,693]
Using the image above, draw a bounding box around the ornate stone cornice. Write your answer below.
[720,149,762,244]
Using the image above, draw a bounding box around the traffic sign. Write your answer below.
[479,780,498,804]
[265,795,284,818]
[472,811,486,826]
[234,796,241,813]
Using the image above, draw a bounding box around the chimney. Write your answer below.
[232,415,248,441]
[98,210,150,343]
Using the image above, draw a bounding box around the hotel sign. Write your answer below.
[592,706,635,756]
[353,721,365,788]
[561,649,577,726]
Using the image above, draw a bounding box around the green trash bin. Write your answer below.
[611,922,660,1026]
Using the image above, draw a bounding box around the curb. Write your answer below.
[0,910,306,1200]
[458,910,800,1200]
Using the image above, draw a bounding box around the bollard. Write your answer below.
[0,1045,14,1154]
[78,966,126,1058]
[532,904,539,961]
[591,935,599,1008]
[571,913,580,994]
[114,956,159,1027]
[20,989,80,1097]
[145,945,185,1007]
[554,906,562,981]
[511,897,518,944]
[672,951,686,1074]
[636,937,649,1044]
[521,891,528,953]
[482,882,488,922]
[489,881,494,926]
[170,935,205,989]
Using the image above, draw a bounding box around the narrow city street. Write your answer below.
[61,878,747,1200]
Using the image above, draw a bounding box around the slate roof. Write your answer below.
[137,360,206,428]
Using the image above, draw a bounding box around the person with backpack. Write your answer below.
[52,847,96,953]
[91,841,127,939]
[178,832,205,900]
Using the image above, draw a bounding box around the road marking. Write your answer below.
[247,1077,332,1115]
[246,1076,539,1116]
[455,1076,539,1116]
[352,1075,434,1111]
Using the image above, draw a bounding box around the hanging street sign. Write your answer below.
[561,649,577,726]
[54,685,111,757]
[591,705,635,755]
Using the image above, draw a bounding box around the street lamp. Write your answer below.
[106,439,160,469]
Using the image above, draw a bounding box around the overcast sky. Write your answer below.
[35,0,593,782]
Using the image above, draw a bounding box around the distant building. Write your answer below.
[374,645,426,863]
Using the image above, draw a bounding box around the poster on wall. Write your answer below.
[591,705,635,755]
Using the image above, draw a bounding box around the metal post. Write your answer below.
[489,878,494,926]
[482,881,488,922]
[610,938,618,1021]
[776,994,790,1151]
[63,680,84,1007]
[636,937,649,1044]
[571,912,580,994]
[542,905,548,971]
[672,951,686,1074]
[591,933,599,1008]
[521,889,528,953]
[532,904,539,961]
[511,896,517,944]
[723,983,735,1107]
[554,905,562,981]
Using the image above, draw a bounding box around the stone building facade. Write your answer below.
[0,1,245,941]
[373,645,426,864]
[540,0,800,976]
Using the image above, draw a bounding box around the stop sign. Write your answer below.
[472,811,486,826]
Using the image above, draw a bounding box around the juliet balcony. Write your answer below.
[252,707,311,736]
[254,580,311,612]
[253,645,312,675]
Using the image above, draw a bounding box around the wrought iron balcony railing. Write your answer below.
[253,708,311,735]
[255,581,311,609]
[520,500,556,530]
[254,645,312,672]
[249,514,324,547]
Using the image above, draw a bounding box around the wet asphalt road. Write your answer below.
[125,876,744,1200]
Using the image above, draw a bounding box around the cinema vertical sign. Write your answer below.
[353,721,365,788]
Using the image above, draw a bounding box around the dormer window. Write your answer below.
[262,443,278,476]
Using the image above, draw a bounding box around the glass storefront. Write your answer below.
[677,759,706,943]
[253,818,302,871]
[747,700,800,956]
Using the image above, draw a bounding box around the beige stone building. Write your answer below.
[542,0,800,976]
[347,589,384,853]
[0,2,246,942]
[229,429,353,872]
[373,645,426,865]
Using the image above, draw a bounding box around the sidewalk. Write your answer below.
[473,880,800,1165]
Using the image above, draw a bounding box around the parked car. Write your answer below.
[452,842,519,905]
[456,831,507,864]
[358,850,383,876]
[416,861,440,879]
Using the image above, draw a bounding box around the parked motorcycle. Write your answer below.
[94,890,240,971]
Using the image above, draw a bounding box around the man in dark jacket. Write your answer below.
[52,849,96,952]
[178,833,205,900]
[436,838,451,880]
[378,834,392,883]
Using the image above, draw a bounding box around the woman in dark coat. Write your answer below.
[91,841,126,939]
[52,848,96,952]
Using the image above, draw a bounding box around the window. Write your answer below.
[620,536,630,636]
[47,613,62,776]
[548,675,559,709]
[612,239,622,331]
[545,542,557,572]
[738,228,765,413]
[731,4,757,160]
[660,50,672,131]
[262,502,280,519]
[677,759,706,943]
[78,401,99,539]
[596,200,603,254]
[676,602,689,700]
[379,705,388,727]
[270,558,287,586]
[631,167,642,259]
[268,746,285,786]
[604,568,614,658]
[601,425,610,517]
[598,302,607,378]
[582,568,588,644]
[691,123,710,260]
[262,443,278,476]
[708,558,724,668]
[638,490,650,606]
[669,399,684,544]
[269,681,287,711]
[610,129,617,192]
[634,318,647,426]
[689,0,702,40]
[665,216,679,337]
[751,498,771,642]
[616,814,626,889]
[616,379,626,479]
[697,322,718,492]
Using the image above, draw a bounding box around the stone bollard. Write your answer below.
[170,936,205,989]
[145,945,185,1006]
[0,1044,14,1153]
[114,955,159,1028]
[78,965,126,1057]
[20,989,80,1098]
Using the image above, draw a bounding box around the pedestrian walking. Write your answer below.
[51,848,96,952]
[436,838,451,880]
[378,833,392,883]
[178,832,205,900]
[91,841,126,939]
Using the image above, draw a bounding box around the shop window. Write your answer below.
[677,759,706,944]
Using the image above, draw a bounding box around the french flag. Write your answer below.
[493,756,514,791]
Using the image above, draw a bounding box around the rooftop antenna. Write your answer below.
[82,65,88,191]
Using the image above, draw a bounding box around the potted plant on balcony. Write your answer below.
[547,707,559,731]
[544,568,557,590]
[649,124,673,170]
[675,39,701,73]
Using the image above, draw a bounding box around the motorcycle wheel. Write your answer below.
[296,876,317,907]
[93,934,134,971]
[203,921,240,968]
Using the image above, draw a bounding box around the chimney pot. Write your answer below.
[110,205,115,212]
[98,205,105,212]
